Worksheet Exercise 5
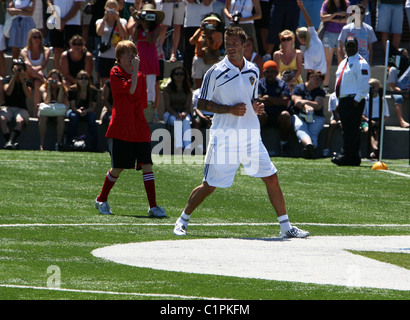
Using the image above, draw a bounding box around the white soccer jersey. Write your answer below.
[199,56,276,188]
[199,55,260,141]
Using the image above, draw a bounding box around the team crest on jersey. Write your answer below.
[249,76,255,86]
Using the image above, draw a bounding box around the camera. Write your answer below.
[107,8,115,14]
[136,10,156,22]
[203,22,215,30]
[194,0,203,4]
[232,11,242,25]
[51,79,58,84]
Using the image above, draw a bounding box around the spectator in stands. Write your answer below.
[20,29,52,110]
[159,0,185,62]
[338,4,377,64]
[257,60,291,157]
[189,12,223,89]
[0,59,32,149]
[32,0,43,35]
[253,0,271,56]
[191,88,212,154]
[87,0,111,88]
[273,29,303,93]
[192,87,213,130]
[0,0,6,77]
[48,0,83,71]
[388,48,410,128]
[291,70,326,159]
[100,79,113,125]
[67,70,99,151]
[60,35,94,87]
[243,35,263,76]
[128,3,163,123]
[265,0,300,58]
[7,0,36,59]
[95,0,128,86]
[296,0,327,75]
[37,69,68,151]
[319,0,349,92]
[163,66,193,153]
[224,0,261,52]
[322,92,341,157]
[376,0,404,53]
[183,0,214,80]
[361,78,389,159]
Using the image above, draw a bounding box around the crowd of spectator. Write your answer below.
[0,0,408,156]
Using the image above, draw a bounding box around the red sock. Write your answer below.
[143,172,157,208]
[97,170,118,202]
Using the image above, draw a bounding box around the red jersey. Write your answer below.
[106,64,150,142]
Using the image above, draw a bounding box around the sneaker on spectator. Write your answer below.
[95,197,113,215]
[148,206,167,218]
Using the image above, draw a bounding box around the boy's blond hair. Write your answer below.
[115,40,138,61]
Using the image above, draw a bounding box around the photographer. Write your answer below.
[224,0,261,52]
[95,0,128,87]
[127,3,164,122]
[37,69,68,151]
[0,59,33,149]
[189,13,223,89]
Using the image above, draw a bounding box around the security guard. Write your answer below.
[332,36,370,166]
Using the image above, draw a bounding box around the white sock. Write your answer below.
[277,214,291,232]
[179,212,191,224]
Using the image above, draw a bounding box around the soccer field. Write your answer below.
[0,150,409,303]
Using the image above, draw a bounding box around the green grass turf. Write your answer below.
[0,150,409,301]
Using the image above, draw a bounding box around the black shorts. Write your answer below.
[98,57,116,78]
[107,138,152,170]
[49,25,82,49]
[156,59,164,81]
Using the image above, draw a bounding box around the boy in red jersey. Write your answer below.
[95,40,166,217]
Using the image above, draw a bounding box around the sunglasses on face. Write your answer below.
[72,42,83,46]
[32,35,42,39]
[281,37,293,42]
[77,76,89,80]
[173,72,185,76]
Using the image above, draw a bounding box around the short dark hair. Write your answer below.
[224,26,247,44]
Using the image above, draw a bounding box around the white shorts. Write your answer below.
[203,138,277,188]
[162,2,186,26]
[192,56,214,80]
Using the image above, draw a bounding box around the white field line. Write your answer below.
[377,169,410,178]
[0,222,409,228]
[0,284,224,300]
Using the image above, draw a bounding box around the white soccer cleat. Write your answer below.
[173,219,188,236]
[95,198,113,215]
[148,206,167,218]
[280,226,310,239]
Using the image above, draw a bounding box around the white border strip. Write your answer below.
[0,223,409,228]
[0,284,223,300]
[377,169,410,178]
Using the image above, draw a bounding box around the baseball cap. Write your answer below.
[263,60,278,72]
[345,36,358,46]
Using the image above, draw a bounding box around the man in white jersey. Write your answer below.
[173,26,309,239]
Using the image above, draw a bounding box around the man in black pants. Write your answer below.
[331,36,370,166]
